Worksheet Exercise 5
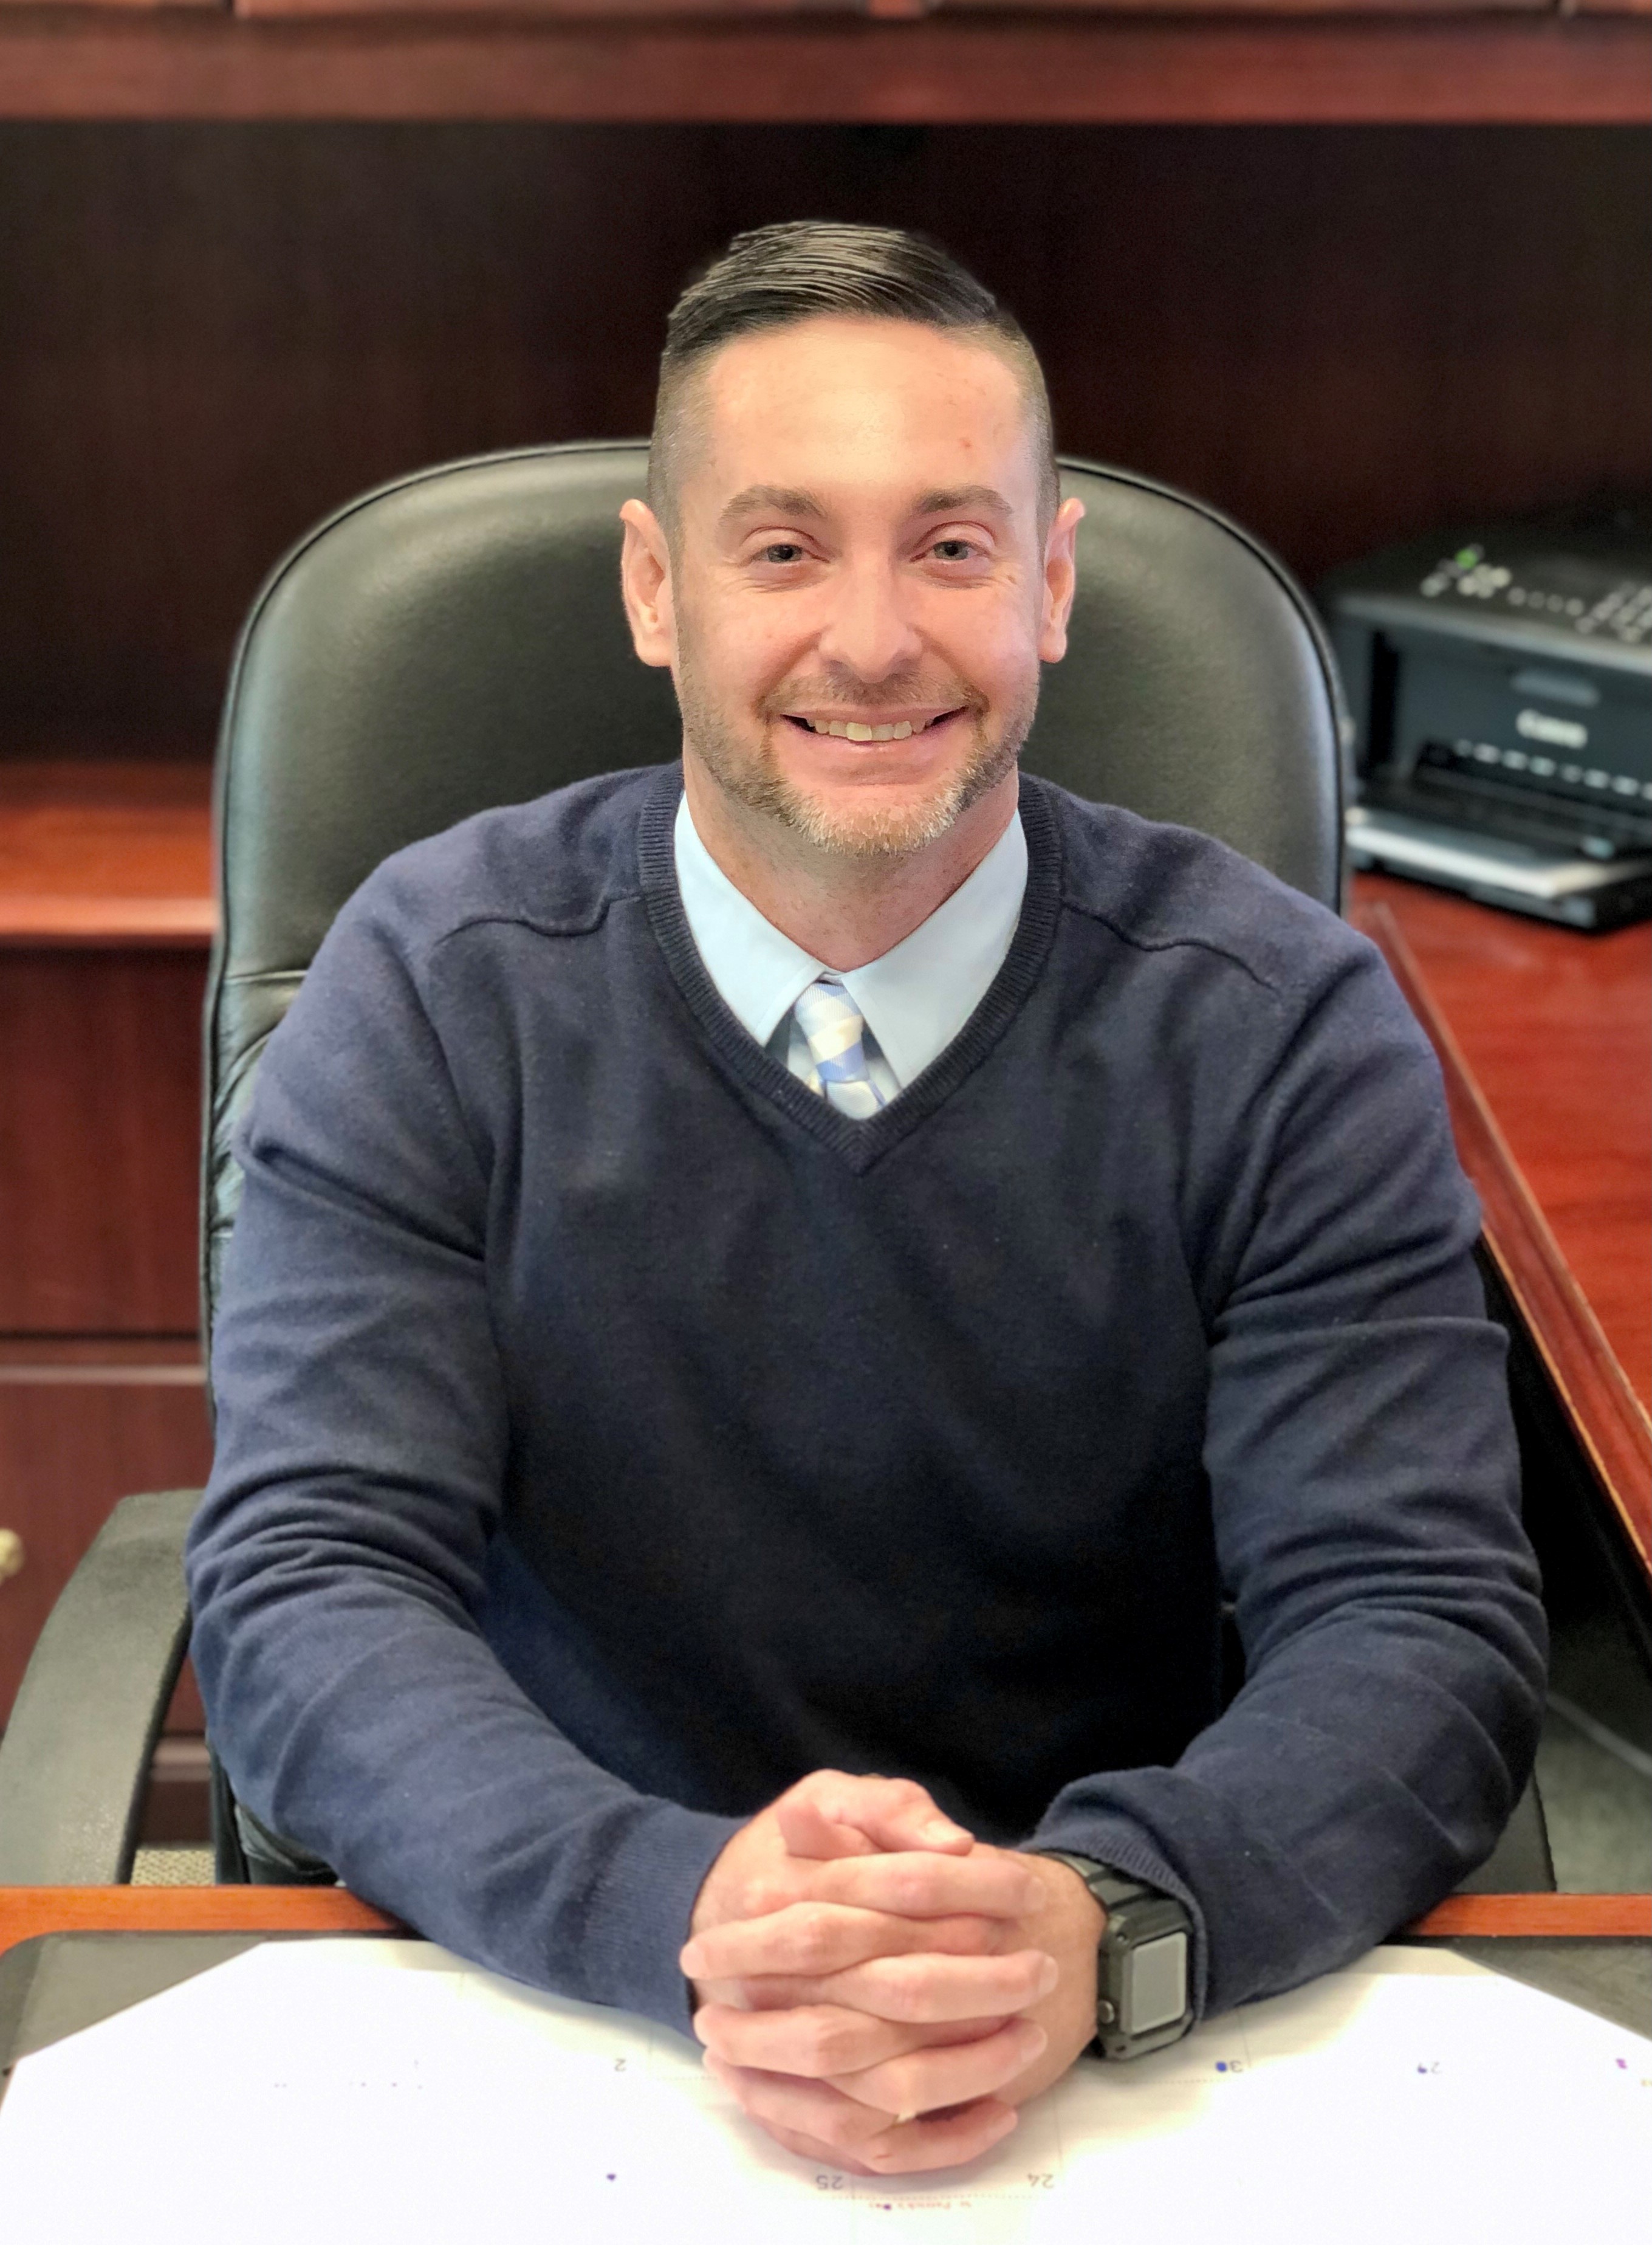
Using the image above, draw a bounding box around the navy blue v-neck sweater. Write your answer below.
[187,766,1545,2034]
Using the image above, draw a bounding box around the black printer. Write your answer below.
[1319,500,1652,929]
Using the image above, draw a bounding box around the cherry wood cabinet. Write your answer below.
[222,0,1564,17]
[0,1351,212,1727]
[0,766,211,1730]
[0,953,204,1335]
[0,10,1647,125]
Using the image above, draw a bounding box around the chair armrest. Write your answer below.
[0,1488,201,1885]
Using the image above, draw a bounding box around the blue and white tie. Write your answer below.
[791,977,888,1120]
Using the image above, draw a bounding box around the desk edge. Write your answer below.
[1,1887,1647,1964]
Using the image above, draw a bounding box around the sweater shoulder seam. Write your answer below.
[424,886,643,959]
[1057,885,1289,1002]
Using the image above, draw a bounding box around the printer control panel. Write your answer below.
[1417,545,1652,646]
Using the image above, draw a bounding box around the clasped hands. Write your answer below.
[679,1771,1103,2177]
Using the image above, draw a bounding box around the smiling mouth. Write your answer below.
[784,710,964,744]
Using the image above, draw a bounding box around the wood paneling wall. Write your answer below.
[1,122,1647,758]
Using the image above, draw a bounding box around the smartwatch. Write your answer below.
[1033,1852,1195,2061]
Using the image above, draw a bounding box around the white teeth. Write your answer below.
[805,718,918,741]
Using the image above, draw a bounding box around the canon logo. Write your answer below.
[1515,709,1589,751]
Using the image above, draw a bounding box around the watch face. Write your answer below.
[1126,1930,1190,2036]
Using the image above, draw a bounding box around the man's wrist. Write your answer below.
[1027,1851,1195,2061]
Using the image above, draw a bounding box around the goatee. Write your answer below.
[678,665,1037,861]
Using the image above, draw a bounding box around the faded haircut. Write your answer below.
[647,221,1060,537]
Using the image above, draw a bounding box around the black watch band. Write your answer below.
[1033,1851,1195,2061]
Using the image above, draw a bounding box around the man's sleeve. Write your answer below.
[1029,932,1547,2020]
[185,871,742,2032]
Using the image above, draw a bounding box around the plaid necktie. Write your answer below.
[791,976,888,1120]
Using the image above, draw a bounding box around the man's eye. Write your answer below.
[930,539,979,562]
[759,543,806,565]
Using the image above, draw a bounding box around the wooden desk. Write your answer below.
[1,1886,1643,2245]
[1354,875,1651,1415]
[1,1885,1647,1964]
[1352,875,1652,1593]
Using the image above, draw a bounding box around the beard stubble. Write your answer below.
[676,644,1040,861]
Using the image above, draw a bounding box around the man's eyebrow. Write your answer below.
[912,486,1015,519]
[718,486,827,529]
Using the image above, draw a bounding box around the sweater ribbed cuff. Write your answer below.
[574,1796,750,2038]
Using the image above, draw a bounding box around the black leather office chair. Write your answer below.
[0,440,1551,1894]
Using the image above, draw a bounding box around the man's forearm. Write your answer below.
[1030,1601,1544,2021]
[189,1545,742,2030]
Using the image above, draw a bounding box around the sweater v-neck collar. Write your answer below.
[637,765,1064,1172]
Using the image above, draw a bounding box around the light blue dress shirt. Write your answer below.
[673,791,1029,1099]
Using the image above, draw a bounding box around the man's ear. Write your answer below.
[1037,496,1085,664]
[619,499,676,670]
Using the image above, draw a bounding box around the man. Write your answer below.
[186,222,1546,2180]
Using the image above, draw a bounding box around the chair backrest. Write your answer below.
[204,440,1345,1335]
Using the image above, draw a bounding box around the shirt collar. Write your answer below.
[673,795,823,1047]
[673,791,1027,1088]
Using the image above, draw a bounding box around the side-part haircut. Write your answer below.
[648,221,1060,536]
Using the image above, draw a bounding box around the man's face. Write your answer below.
[622,316,1081,858]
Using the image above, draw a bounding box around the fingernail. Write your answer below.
[923,1818,968,1844]
[1020,2021,1049,2054]
[1020,1875,1047,1911]
[679,1942,705,1975]
[1036,1953,1059,1993]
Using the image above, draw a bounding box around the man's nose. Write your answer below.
[814,555,925,682]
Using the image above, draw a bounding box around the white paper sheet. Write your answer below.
[1,1939,1645,2244]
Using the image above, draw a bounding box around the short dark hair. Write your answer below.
[648,221,1058,531]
